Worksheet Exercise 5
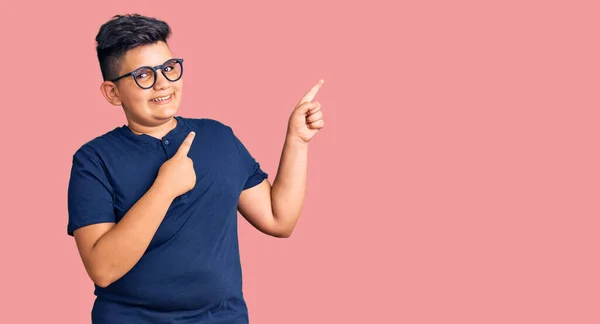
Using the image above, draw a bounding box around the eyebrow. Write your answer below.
[134,58,176,69]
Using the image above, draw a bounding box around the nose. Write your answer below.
[153,69,171,91]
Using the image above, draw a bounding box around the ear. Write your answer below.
[100,81,122,106]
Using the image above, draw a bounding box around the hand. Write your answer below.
[287,79,325,143]
[154,131,197,199]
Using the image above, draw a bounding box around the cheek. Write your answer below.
[174,82,183,99]
[124,91,151,107]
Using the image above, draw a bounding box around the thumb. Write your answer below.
[295,101,319,116]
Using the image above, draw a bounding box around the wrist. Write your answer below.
[150,179,176,202]
[285,132,309,148]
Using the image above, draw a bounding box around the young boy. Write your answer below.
[67,14,324,323]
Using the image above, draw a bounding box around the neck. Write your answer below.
[127,116,178,139]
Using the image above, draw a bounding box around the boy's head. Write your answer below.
[96,14,183,128]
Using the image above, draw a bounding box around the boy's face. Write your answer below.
[101,41,183,127]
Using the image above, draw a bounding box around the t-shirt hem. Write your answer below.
[243,174,269,190]
[67,219,116,236]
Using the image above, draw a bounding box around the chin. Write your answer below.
[152,104,179,119]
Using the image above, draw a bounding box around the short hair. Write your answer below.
[95,14,171,81]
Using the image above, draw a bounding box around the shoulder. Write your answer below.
[71,127,122,163]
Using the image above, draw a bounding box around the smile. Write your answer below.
[150,94,173,102]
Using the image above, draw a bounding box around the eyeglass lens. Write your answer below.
[133,59,182,88]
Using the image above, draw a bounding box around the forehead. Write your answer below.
[119,42,173,73]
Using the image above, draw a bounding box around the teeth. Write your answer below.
[152,95,171,102]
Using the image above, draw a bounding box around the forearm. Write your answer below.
[271,135,309,228]
[87,183,174,286]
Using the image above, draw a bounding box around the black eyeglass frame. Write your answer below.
[109,58,184,89]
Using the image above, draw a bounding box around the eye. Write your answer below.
[134,68,153,79]
[164,66,173,72]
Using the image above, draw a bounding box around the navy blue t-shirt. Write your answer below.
[67,116,268,323]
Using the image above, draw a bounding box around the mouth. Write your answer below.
[150,94,173,104]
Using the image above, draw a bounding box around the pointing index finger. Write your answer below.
[176,131,195,157]
[297,79,324,106]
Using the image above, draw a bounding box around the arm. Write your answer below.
[238,137,309,238]
[72,131,197,287]
[74,184,175,287]
[238,79,325,238]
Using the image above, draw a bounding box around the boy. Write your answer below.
[67,14,324,323]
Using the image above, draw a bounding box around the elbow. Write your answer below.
[272,226,295,238]
[270,214,300,238]
[90,274,113,288]
[259,212,298,238]
[273,232,292,238]
[93,277,113,288]
[263,224,294,238]
[88,267,118,288]
[280,229,294,238]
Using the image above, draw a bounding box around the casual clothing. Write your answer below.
[67,116,268,323]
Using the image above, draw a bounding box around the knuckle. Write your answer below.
[308,114,322,123]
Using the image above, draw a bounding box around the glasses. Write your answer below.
[110,58,184,89]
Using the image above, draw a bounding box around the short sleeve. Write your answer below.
[67,146,116,236]
[229,128,269,190]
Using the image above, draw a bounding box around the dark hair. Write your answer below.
[96,14,171,81]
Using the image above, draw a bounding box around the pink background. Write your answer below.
[1,0,599,323]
